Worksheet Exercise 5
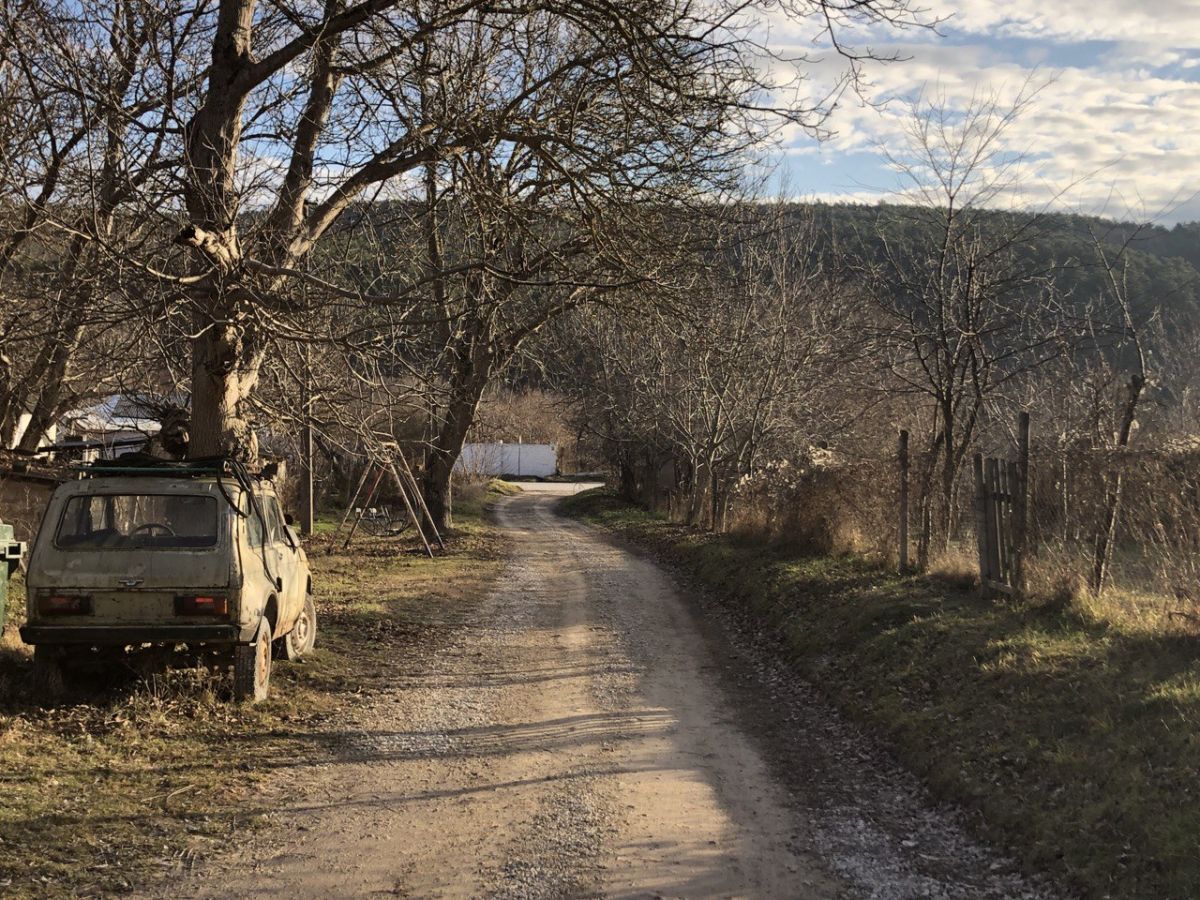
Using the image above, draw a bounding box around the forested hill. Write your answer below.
[339,199,1200,330]
[800,202,1200,326]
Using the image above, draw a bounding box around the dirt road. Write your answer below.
[169,484,1050,899]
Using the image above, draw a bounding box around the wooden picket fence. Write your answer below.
[975,456,1018,593]
[973,412,1030,595]
[898,413,1030,595]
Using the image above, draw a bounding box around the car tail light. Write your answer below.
[39,594,93,615]
[174,595,229,616]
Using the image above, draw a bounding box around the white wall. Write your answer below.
[8,413,55,450]
[455,442,557,478]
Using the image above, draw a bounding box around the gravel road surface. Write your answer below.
[168,484,1054,899]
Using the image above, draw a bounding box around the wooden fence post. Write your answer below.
[1013,411,1030,595]
[973,453,989,588]
[917,494,931,570]
[984,457,1003,588]
[899,429,910,572]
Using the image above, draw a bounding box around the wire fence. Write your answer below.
[719,419,1200,619]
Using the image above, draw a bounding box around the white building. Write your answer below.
[454,442,557,478]
[8,395,165,459]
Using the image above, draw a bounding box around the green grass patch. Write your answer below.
[561,488,1200,899]
[0,505,506,897]
[448,478,522,522]
[487,478,524,496]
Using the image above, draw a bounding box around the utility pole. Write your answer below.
[299,344,315,535]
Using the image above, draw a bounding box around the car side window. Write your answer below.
[245,495,264,548]
[262,496,286,545]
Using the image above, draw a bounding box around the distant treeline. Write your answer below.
[804,202,1200,323]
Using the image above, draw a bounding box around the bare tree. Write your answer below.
[856,83,1073,553]
[0,0,191,448]
[1086,233,1152,593]
[554,207,854,528]
[1,0,931,516]
[169,0,926,462]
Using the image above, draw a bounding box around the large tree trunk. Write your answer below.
[421,404,475,532]
[15,330,82,453]
[188,318,260,460]
[618,457,638,502]
[685,458,705,526]
[422,451,456,533]
[422,346,493,531]
[179,0,259,459]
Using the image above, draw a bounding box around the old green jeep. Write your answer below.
[20,458,315,701]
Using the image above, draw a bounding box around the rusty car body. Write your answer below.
[20,458,315,701]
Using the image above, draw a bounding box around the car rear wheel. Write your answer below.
[32,646,66,700]
[233,620,271,703]
[283,594,317,661]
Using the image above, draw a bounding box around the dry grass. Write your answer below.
[728,459,898,559]
[450,478,522,523]
[925,545,979,591]
[0,494,509,897]
[1020,543,1200,636]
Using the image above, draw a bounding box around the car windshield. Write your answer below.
[55,494,219,550]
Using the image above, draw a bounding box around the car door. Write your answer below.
[242,491,271,619]
[261,494,302,629]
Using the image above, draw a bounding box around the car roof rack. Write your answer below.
[73,454,238,478]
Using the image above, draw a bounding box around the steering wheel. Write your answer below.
[131,522,177,537]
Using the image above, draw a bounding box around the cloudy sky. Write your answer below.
[762,0,1200,223]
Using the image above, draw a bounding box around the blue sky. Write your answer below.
[759,0,1200,224]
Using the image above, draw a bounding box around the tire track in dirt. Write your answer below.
[161,483,1047,899]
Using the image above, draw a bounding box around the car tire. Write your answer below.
[233,619,272,703]
[32,646,66,700]
[283,594,317,661]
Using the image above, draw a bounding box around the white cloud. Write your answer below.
[946,0,1200,48]
[756,1,1200,222]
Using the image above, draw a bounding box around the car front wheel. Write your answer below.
[233,619,272,702]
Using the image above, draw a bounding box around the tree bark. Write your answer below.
[421,344,494,532]
[15,323,85,453]
[618,457,638,502]
[179,0,258,458]
[188,319,260,460]
[421,404,474,532]
[940,394,957,550]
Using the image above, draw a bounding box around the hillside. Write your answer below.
[800,202,1200,327]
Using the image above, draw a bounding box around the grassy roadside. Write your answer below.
[562,488,1200,900]
[0,480,514,897]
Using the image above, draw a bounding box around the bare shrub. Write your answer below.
[728,455,898,558]
[1021,444,1200,618]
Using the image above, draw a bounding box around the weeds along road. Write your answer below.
[168,484,1048,900]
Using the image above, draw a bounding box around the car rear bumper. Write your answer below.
[20,623,243,645]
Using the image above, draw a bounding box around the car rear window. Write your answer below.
[56,494,219,550]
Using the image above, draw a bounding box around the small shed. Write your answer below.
[454,442,557,478]
[55,394,170,460]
